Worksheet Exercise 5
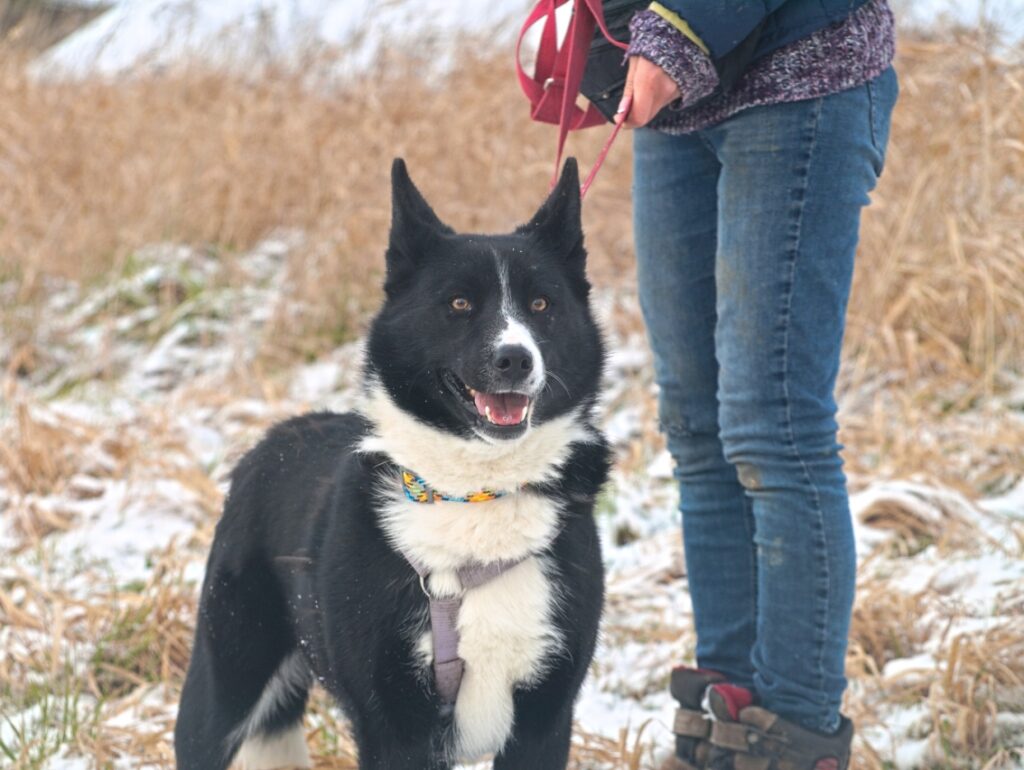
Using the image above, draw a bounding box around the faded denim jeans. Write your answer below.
[633,68,898,733]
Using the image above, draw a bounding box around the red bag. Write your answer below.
[515,0,631,197]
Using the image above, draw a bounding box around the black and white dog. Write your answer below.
[175,159,610,770]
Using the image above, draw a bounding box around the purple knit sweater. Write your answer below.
[626,0,896,134]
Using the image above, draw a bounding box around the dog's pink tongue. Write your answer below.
[474,392,530,426]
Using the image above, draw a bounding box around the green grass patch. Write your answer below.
[0,669,90,770]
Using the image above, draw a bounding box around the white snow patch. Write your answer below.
[33,0,531,79]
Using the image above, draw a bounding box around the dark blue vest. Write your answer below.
[581,0,871,122]
[656,0,871,62]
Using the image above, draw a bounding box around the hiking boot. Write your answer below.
[703,684,854,770]
[658,666,726,770]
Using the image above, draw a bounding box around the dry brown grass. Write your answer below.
[838,35,1024,495]
[848,580,937,676]
[2,30,1022,481]
[848,616,1024,770]
[0,38,628,355]
[931,627,1024,756]
[1,35,1021,359]
[849,38,1024,381]
[87,552,196,700]
[0,401,95,496]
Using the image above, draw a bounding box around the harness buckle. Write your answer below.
[419,572,465,600]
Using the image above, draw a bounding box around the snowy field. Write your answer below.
[30,0,532,78]
[2,236,1022,768]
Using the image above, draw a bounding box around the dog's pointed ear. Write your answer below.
[386,159,452,294]
[519,158,583,256]
[390,158,451,246]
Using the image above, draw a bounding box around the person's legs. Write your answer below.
[701,68,898,734]
[633,127,757,690]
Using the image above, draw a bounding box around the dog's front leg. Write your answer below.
[350,715,452,770]
[354,738,451,770]
[492,701,573,770]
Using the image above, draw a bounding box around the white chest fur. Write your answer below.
[360,385,596,759]
[383,490,565,760]
[454,553,561,759]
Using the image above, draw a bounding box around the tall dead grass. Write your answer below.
[845,35,1024,394]
[1,32,1021,392]
[0,45,629,320]
[12,36,1024,495]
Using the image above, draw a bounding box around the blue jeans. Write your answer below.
[633,68,898,734]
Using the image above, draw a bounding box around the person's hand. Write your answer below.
[615,56,680,128]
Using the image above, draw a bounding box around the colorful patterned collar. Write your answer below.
[401,469,507,504]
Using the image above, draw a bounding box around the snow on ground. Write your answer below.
[1,236,1022,769]
[32,0,531,79]
[893,0,1024,43]
[35,0,1024,81]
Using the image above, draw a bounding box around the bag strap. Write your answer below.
[516,0,630,198]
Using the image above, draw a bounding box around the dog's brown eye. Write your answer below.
[450,297,472,312]
[530,297,550,313]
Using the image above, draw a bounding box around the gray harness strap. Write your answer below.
[401,551,527,706]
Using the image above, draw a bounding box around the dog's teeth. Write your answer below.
[485,405,493,423]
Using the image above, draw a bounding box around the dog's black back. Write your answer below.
[175,160,610,770]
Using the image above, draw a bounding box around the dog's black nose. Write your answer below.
[493,345,534,376]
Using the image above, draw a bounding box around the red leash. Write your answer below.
[581,94,631,197]
[515,0,631,199]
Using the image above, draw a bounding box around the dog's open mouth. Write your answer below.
[442,370,531,428]
[471,390,530,427]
